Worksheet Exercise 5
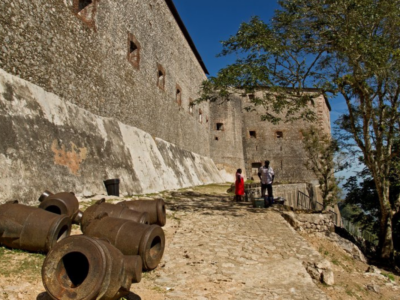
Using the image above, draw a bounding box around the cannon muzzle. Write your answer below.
[42,235,142,300]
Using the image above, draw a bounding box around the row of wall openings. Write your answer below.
[247,131,283,138]
[124,34,204,122]
[73,2,205,124]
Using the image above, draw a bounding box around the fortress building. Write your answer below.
[0,0,331,202]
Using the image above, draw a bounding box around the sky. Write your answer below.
[173,0,362,184]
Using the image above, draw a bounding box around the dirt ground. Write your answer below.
[0,184,399,300]
[302,233,400,300]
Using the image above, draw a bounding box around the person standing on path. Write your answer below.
[258,161,275,206]
[235,169,245,202]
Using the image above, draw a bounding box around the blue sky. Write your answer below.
[173,0,349,126]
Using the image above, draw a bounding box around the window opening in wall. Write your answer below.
[199,109,203,123]
[79,0,92,11]
[73,0,96,27]
[127,33,140,69]
[281,160,283,170]
[189,100,194,115]
[280,145,282,151]
[276,131,283,138]
[251,162,262,175]
[248,94,255,100]
[176,86,182,106]
[216,123,224,131]
[206,116,209,123]
[157,64,165,90]
[249,131,257,138]
[215,136,219,141]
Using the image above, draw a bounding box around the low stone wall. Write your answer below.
[0,68,224,203]
[281,211,335,234]
[244,182,309,207]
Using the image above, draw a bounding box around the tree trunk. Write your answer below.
[378,183,394,260]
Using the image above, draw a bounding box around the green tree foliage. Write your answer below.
[201,0,400,259]
[301,127,343,209]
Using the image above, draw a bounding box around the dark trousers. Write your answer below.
[261,184,273,198]
[261,184,274,206]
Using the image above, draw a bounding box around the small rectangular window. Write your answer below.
[199,109,203,123]
[251,162,262,175]
[157,64,165,90]
[189,99,194,115]
[249,131,257,138]
[216,123,224,131]
[176,85,182,106]
[73,0,96,27]
[127,33,141,69]
[276,131,283,138]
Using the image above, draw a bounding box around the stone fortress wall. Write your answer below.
[0,0,210,157]
[0,0,332,197]
[210,91,331,183]
[209,95,247,179]
[0,68,224,203]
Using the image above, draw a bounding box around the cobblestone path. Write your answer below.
[155,192,330,300]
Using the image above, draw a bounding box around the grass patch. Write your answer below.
[382,272,395,281]
[331,258,340,266]
[0,246,45,280]
[152,285,165,293]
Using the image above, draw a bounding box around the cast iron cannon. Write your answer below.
[42,235,142,300]
[81,199,149,232]
[118,198,166,226]
[82,214,165,270]
[0,201,71,252]
[38,191,83,224]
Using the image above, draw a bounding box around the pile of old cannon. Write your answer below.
[0,191,167,300]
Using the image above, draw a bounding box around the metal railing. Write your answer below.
[341,217,378,246]
[297,191,338,225]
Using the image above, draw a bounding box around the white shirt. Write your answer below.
[259,166,274,184]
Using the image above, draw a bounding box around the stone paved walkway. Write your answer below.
[154,192,331,300]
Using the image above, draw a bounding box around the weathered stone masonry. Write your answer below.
[0,0,210,157]
[210,90,331,183]
[0,0,333,197]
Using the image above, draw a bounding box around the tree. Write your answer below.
[301,127,344,209]
[201,0,400,259]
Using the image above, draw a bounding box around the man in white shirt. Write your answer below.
[258,160,275,206]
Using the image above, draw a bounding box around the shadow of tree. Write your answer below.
[165,191,276,215]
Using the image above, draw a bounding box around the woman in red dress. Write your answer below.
[235,169,245,202]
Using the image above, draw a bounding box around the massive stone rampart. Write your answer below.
[0,68,224,203]
[0,0,210,157]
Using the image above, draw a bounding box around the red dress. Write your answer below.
[235,173,245,196]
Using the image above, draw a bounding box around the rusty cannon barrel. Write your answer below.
[0,201,71,252]
[81,199,149,232]
[42,235,142,300]
[118,198,166,226]
[39,191,83,225]
[82,214,165,270]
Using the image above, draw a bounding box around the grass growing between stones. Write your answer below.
[0,246,45,281]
